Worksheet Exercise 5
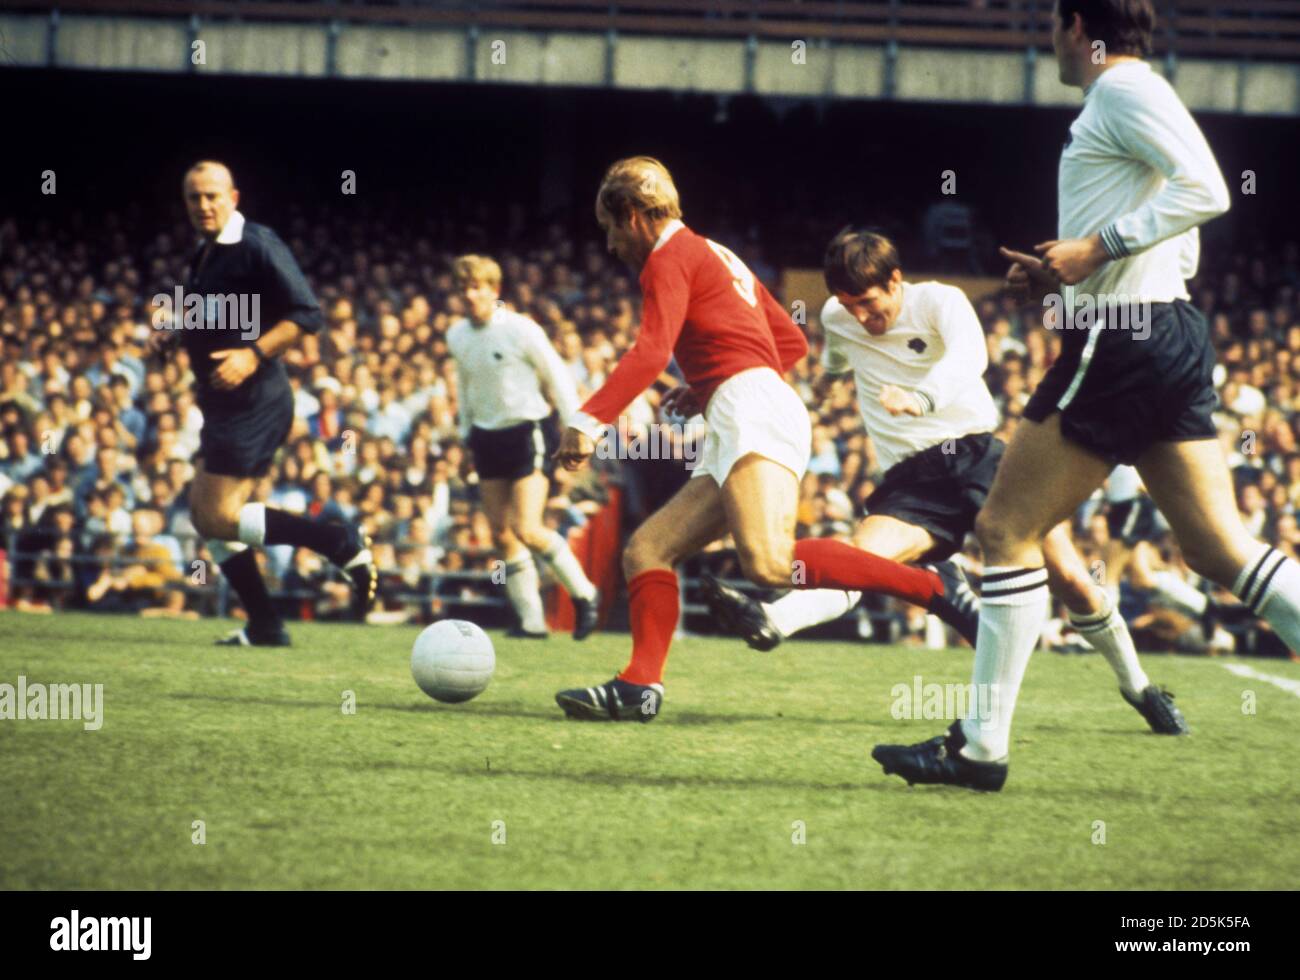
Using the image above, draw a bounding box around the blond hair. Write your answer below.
[596,156,682,224]
[451,254,502,289]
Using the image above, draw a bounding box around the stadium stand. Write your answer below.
[2,197,1299,653]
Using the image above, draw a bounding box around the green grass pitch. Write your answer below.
[2,610,1298,889]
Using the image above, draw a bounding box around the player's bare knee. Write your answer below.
[737,544,793,588]
[191,502,235,541]
[513,524,550,552]
[622,531,663,579]
[974,508,1023,558]
[1049,566,1099,615]
[1178,542,1237,589]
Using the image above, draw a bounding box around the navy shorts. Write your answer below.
[196,372,294,478]
[1106,495,1163,547]
[864,432,1004,562]
[469,415,558,482]
[1024,299,1218,465]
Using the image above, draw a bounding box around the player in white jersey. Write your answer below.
[447,255,599,640]
[875,0,1300,791]
[702,227,1185,734]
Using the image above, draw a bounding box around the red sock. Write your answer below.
[794,538,942,606]
[618,569,679,686]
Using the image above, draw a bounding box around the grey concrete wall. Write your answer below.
[2,13,1295,116]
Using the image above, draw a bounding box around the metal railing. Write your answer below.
[2,529,907,640]
[2,1,1298,59]
[1,529,512,621]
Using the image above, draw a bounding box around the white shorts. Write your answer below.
[690,367,811,486]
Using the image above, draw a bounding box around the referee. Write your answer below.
[156,161,376,646]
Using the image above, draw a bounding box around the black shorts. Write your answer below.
[864,432,1004,562]
[1106,495,1162,547]
[196,373,294,478]
[469,416,558,481]
[1024,299,1217,465]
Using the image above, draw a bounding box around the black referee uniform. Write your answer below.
[181,212,322,477]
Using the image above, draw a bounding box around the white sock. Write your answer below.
[237,502,267,547]
[1104,581,1120,609]
[961,566,1049,762]
[534,531,596,601]
[1068,590,1149,698]
[504,553,548,633]
[764,589,862,638]
[206,539,248,565]
[1233,544,1300,651]
[1153,570,1207,616]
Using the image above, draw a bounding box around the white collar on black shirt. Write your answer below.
[652,219,684,253]
[197,210,246,247]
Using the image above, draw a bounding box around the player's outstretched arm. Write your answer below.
[567,257,690,442]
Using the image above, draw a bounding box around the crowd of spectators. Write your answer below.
[2,204,1299,654]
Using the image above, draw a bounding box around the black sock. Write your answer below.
[219,549,282,632]
[263,508,352,564]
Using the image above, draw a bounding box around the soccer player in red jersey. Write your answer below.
[552,157,811,720]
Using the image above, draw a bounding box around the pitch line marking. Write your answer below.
[1219,663,1300,699]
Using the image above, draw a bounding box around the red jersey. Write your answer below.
[579,223,808,426]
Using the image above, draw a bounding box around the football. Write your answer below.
[411,620,496,703]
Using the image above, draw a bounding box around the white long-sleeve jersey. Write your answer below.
[1060,59,1230,308]
[447,307,580,438]
[820,282,998,472]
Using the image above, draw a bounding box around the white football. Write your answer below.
[411,620,495,703]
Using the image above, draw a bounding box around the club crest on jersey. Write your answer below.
[908,338,927,353]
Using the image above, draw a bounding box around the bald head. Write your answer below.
[183,160,239,239]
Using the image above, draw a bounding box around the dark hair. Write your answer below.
[823,226,901,296]
[1058,0,1155,57]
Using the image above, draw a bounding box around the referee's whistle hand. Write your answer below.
[209,348,259,390]
[554,427,595,471]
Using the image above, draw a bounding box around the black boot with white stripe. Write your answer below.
[556,677,663,722]
[923,561,980,646]
[333,526,377,623]
[1121,684,1189,735]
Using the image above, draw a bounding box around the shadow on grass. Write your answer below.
[345,757,882,794]
[166,691,886,728]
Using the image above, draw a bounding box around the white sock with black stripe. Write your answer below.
[1152,570,1208,617]
[1068,590,1149,699]
[961,566,1049,762]
[764,589,863,638]
[504,553,548,634]
[533,531,597,602]
[1233,544,1300,652]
